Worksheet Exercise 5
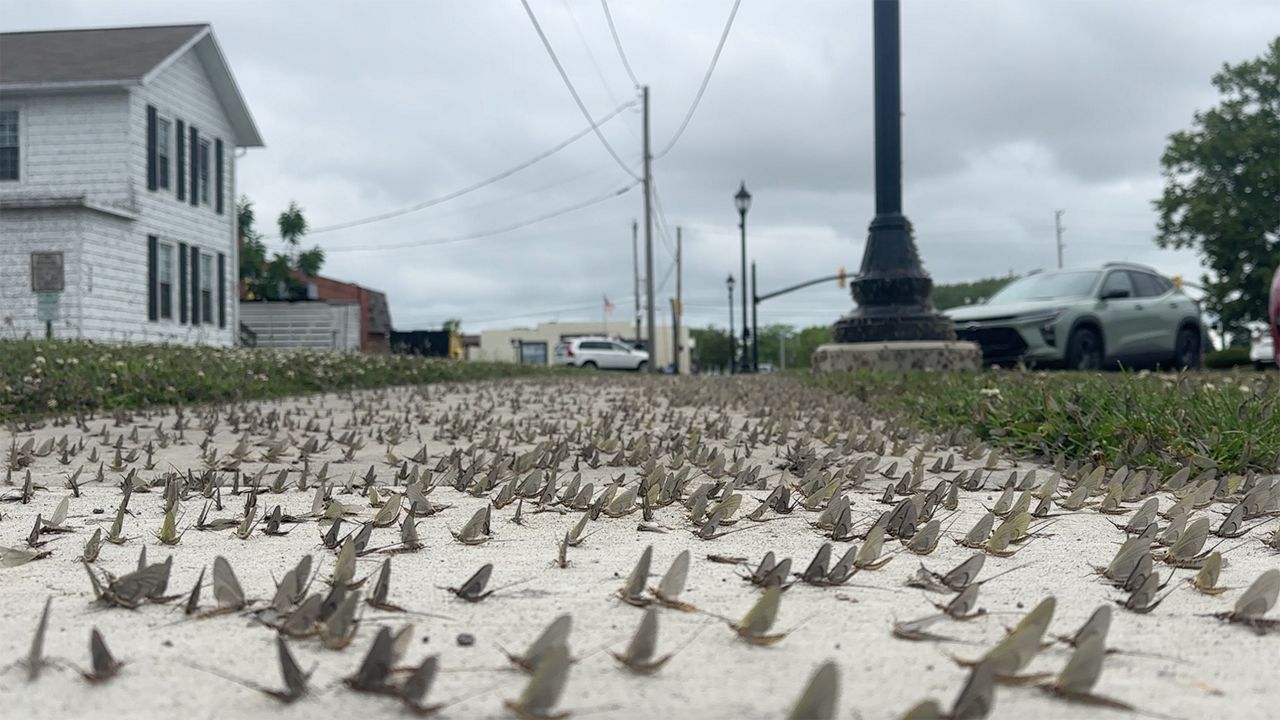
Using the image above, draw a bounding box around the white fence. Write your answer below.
[239,301,360,352]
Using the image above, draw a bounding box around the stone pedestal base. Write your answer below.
[812,341,982,373]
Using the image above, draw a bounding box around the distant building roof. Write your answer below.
[0,24,263,147]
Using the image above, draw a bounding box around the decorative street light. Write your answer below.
[734,182,753,372]
[726,273,736,375]
[831,0,955,345]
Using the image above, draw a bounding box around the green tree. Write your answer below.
[237,196,269,299]
[238,199,326,301]
[442,319,462,334]
[1155,37,1280,334]
[787,326,832,369]
[690,326,734,373]
[930,276,1016,310]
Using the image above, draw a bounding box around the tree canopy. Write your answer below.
[238,196,326,301]
[1155,37,1280,333]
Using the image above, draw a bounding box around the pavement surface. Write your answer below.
[1,375,1277,719]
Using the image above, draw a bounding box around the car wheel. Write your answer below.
[581,361,597,370]
[1173,327,1201,370]
[1065,327,1103,371]
[1256,361,1267,372]
[635,361,647,373]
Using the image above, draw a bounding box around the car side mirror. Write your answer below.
[1100,289,1131,300]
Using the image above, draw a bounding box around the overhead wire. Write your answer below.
[262,100,636,239]
[560,0,624,108]
[322,181,639,252]
[520,0,642,181]
[654,0,743,159]
[600,0,641,89]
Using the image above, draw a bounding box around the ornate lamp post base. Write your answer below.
[832,214,956,343]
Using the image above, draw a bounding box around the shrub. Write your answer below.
[0,340,539,420]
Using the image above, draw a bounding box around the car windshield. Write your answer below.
[987,271,1100,304]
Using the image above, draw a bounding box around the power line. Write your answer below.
[520,0,642,181]
[323,181,639,252]
[600,0,641,88]
[654,0,743,159]
[463,297,635,325]
[560,0,624,107]
[262,100,636,239]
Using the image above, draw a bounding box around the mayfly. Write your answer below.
[952,596,1055,683]
[505,613,571,673]
[82,628,125,683]
[1213,568,1280,634]
[450,505,492,545]
[344,625,396,694]
[611,607,674,674]
[22,597,53,681]
[785,661,838,720]
[445,563,494,602]
[1038,635,1137,712]
[730,585,789,645]
[652,549,696,611]
[504,643,570,720]
[618,546,654,607]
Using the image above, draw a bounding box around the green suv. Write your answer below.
[945,263,1203,370]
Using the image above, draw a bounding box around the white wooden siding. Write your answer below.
[0,43,245,347]
[0,90,133,208]
[133,48,238,346]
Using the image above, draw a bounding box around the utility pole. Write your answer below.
[631,219,640,344]
[1054,209,1065,269]
[674,226,683,374]
[643,85,656,373]
[751,261,758,372]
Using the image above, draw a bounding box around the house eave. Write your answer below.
[0,194,139,220]
[0,79,135,94]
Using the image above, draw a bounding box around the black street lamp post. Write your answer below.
[735,182,753,372]
[726,274,736,374]
[832,0,954,344]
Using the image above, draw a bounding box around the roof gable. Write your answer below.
[0,23,263,147]
[0,24,204,85]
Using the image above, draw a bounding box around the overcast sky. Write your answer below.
[5,0,1278,332]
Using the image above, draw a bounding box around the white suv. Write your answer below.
[554,337,649,371]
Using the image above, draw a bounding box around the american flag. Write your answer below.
[603,295,616,315]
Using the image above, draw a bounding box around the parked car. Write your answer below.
[945,262,1203,370]
[1249,322,1276,370]
[554,337,649,371]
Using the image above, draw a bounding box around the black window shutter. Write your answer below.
[217,252,227,328]
[215,139,224,214]
[176,119,186,200]
[147,235,158,320]
[146,106,157,192]
[189,126,199,207]
[190,249,200,325]
[178,243,189,323]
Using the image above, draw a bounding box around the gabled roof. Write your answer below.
[0,23,263,147]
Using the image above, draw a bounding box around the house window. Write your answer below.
[0,110,17,181]
[198,139,210,204]
[157,242,174,319]
[156,117,171,189]
[200,251,213,323]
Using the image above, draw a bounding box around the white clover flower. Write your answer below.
[979,388,1002,398]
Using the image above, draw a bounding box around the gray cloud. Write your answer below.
[5,0,1276,332]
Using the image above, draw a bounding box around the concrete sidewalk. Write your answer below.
[0,376,1275,719]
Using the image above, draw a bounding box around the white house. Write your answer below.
[0,24,263,345]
